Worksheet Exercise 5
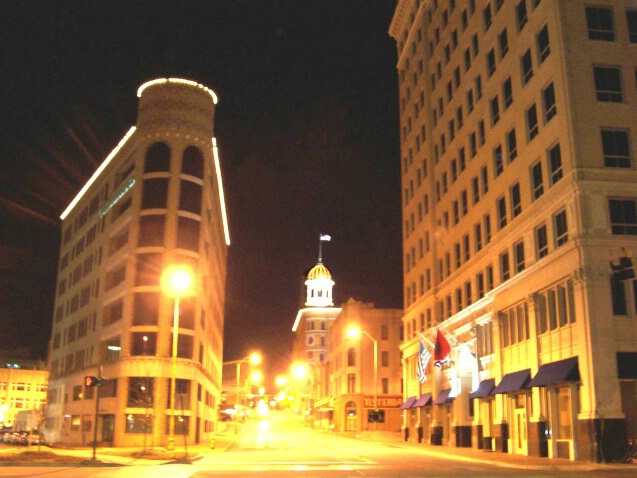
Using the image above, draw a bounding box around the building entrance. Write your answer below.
[513,394,527,454]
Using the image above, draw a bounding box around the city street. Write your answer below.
[1,410,637,477]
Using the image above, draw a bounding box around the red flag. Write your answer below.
[434,329,451,363]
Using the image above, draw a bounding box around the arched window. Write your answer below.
[182,146,204,178]
[144,142,171,173]
[347,347,356,367]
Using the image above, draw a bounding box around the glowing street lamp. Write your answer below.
[161,264,193,452]
[223,353,261,410]
[348,326,378,420]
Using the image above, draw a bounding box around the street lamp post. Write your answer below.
[161,265,193,453]
[223,353,261,420]
[347,327,378,427]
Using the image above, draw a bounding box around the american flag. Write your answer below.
[416,341,431,384]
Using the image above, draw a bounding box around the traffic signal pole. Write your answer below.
[91,367,102,462]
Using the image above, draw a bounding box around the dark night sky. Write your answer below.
[0,1,402,381]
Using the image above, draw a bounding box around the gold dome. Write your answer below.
[307,263,332,280]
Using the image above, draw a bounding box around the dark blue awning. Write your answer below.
[469,378,496,399]
[399,396,418,410]
[617,352,637,379]
[413,393,432,407]
[433,389,454,405]
[529,357,580,387]
[492,369,531,394]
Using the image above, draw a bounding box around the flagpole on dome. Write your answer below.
[318,234,331,263]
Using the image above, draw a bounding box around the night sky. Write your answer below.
[1,1,402,381]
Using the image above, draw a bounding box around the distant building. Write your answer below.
[45,79,230,447]
[0,357,47,429]
[328,299,404,433]
[390,0,637,462]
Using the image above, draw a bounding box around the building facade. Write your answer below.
[45,78,230,447]
[0,358,48,429]
[390,0,637,462]
[328,299,404,433]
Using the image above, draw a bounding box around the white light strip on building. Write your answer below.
[212,138,231,246]
[60,126,137,220]
[137,78,218,104]
[99,177,136,217]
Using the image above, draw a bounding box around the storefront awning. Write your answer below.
[413,393,432,407]
[617,352,637,379]
[469,378,496,399]
[432,389,454,405]
[492,369,531,394]
[529,357,580,387]
[399,396,418,409]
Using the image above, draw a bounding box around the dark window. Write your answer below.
[507,128,518,162]
[548,143,563,184]
[144,142,171,173]
[182,146,204,178]
[135,252,162,286]
[484,4,493,31]
[526,104,539,140]
[594,67,623,102]
[537,25,550,63]
[127,377,154,408]
[494,145,504,177]
[586,7,615,41]
[131,332,157,356]
[514,241,525,273]
[467,89,475,112]
[499,28,509,58]
[177,217,201,251]
[490,95,500,125]
[103,299,124,327]
[348,348,356,366]
[500,251,511,281]
[611,273,628,315]
[464,47,472,71]
[141,178,168,210]
[497,196,507,229]
[536,224,548,259]
[511,183,522,218]
[627,10,637,43]
[521,49,533,84]
[138,215,165,247]
[532,161,544,200]
[542,82,557,122]
[487,49,496,77]
[169,334,193,359]
[602,130,631,168]
[179,180,202,214]
[516,0,528,30]
[554,210,568,246]
[609,199,637,235]
[503,77,513,109]
[133,292,160,326]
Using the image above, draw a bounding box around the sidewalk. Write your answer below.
[335,429,637,473]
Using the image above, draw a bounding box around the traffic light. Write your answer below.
[85,376,102,388]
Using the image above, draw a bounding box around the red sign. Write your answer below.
[363,395,403,409]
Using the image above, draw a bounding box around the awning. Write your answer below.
[529,357,580,387]
[433,389,454,405]
[413,393,432,407]
[617,352,637,379]
[399,396,418,409]
[492,369,531,394]
[469,378,496,399]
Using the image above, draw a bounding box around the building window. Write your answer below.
[125,414,153,434]
[594,66,623,102]
[503,77,513,109]
[542,82,556,123]
[127,377,154,408]
[535,280,576,334]
[144,142,171,173]
[500,251,511,282]
[484,3,493,31]
[537,24,550,63]
[521,49,533,84]
[507,128,518,162]
[131,332,157,356]
[381,351,389,367]
[554,210,568,246]
[467,89,475,112]
[497,196,507,229]
[381,325,389,340]
[526,104,539,140]
[487,48,496,77]
[500,302,529,347]
[514,240,525,273]
[347,373,356,393]
[531,161,544,200]
[490,95,500,125]
[516,0,528,31]
[548,143,563,184]
[141,178,169,210]
[535,223,549,259]
[602,129,631,168]
[586,6,615,41]
[484,213,492,243]
[511,183,522,218]
[494,145,504,177]
[627,10,637,43]
[610,268,629,316]
[499,28,509,58]
[347,348,356,366]
[609,199,637,235]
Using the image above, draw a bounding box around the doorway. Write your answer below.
[513,394,527,455]
[101,414,115,443]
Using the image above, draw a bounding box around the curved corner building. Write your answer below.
[45,79,230,447]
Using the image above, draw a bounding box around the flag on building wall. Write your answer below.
[434,329,451,365]
[416,341,431,383]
